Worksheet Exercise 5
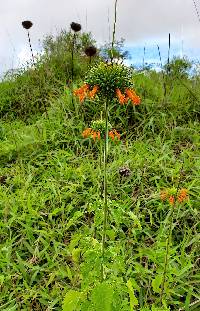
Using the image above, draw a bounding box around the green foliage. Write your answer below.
[62,290,83,311]
[164,56,192,79]
[0,29,199,311]
[127,279,139,309]
[0,30,97,119]
[91,282,114,311]
[100,38,130,62]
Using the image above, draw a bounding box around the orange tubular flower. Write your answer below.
[116,88,126,105]
[89,85,99,99]
[160,190,168,201]
[178,188,189,203]
[125,89,141,105]
[91,130,101,141]
[169,196,175,206]
[74,84,89,103]
[108,129,120,141]
[108,130,115,141]
[91,131,97,141]
[82,128,93,138]
[82,128,101,141]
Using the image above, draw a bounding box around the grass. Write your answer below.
[0,28,199,310]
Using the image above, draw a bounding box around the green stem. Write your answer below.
[71,33,78,115]
[27,30,35,65]
[160,163,184,305]
[101,100,109,282]
[71,33,76,82]
[159,201,176,305]
[111,0,118,64]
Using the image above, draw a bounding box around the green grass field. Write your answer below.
[0,28,199,311]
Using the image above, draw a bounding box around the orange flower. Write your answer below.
[91,131,97,141]
[108,130,115,141]
[89,85,99,99]
[97,131,101,140]
[116,88,126,105]
[178,188,189,203]
[160,190,168,201]
[108,129,120,141]
[169,196,175,205]
[82,128,93,138]
[91,130,101,141]
[82,128,101,141]
[113,129,120,140]
[125,89,141,105]
[74,84,89,102]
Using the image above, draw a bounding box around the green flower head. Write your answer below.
[85,62,134,100]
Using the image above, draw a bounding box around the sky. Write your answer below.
[1,0,200,76]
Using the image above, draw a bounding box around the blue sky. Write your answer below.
[126,41,200,69]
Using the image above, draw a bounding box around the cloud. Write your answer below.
[0,0,200,75]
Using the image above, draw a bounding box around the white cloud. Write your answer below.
[0,0,200,75]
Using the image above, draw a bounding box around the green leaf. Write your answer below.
[127,279,139,310]
[152,274,163,293]
[128,212,142,230]
[66,211,83,231]
[72,248,81,264]
[62,290,83,311]
[91,282,114,311]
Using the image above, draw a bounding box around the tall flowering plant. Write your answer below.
[159,184,189,305]
[74,62,141,281]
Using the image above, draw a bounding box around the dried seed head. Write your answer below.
[119,167,131,177]
[22,20,33,29]
[70,22,81,32]
[0,175,7,185]
[85,46,97,57]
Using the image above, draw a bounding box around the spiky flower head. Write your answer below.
[22,20,33,29]
[91,119,112,133]
[85,46,97,57]
[70,22,81,32]
[119,166,131,177]
[85,62,131,99]
[83,62,141,104]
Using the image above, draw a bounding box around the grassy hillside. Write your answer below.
[0,29,199,311]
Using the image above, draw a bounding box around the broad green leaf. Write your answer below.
[62,290,83,311]
[152,274,162,293]
[91,282,113,311]
[72,248,81,264]
[127,279,138,310]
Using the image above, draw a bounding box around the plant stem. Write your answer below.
[71,33,76,112]
[159,200,176,305]
[27,31,35,65]
[101,100,109,282]
[111,0,118,64]
[160,163,184,305]
[71,33,76,82]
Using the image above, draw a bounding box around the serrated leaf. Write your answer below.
[127,279,138,310]
[91,282,113,311]
[62,290,83,311]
